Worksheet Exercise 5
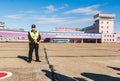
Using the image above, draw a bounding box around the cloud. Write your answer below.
[36,17,92,25]
[19,10,37,14]
[68,18,93,24]
[5,14,23,19]
[44,5,57,13]
[64,5,102,15]
[58,4,69,9]
[36,17,65,24]
[43,4,69,13]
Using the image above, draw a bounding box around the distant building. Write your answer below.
[81,13,116,43]
[0,22,5,29]
[55,27,80,31]
[0,22,24,32]
[0,13,120,43]
[5,27,24,32]
[82,14,115,34]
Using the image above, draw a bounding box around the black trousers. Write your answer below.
[28,43,39,61]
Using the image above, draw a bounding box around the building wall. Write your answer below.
[0,31,102,43]
[55,27,80,31]
[99,19,114,34]
[116,34,120,43]
[102,33,116,43]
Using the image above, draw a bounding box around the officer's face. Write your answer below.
[32,27,36,31]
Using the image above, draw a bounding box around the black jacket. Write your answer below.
[28,31,41,43]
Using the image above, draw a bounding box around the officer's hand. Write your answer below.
[34,39,37,43]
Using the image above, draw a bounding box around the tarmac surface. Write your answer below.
[0,43,120,81]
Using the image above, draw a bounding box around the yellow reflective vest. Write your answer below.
[29,31,39,44]
[29,31,39,40]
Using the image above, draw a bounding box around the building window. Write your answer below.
[113,39,114,41]
[101,26,103,28]
[18,37,20,39]
[113,35,114,37]
[22,37,25,40]
[107,35,109,37]
[110,35,111,37]
[107,26,109,29]
[104,35,106,37]
[107,39,109,41]
[107,22,109,24]
[107,31,109,33]
[104,39,106,41]
[101,21,103,24]
[101,31,103,33]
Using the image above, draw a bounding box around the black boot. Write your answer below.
[35,60,41,62]
[28,59,31,63]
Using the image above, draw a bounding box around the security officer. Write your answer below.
[28,24,41,63]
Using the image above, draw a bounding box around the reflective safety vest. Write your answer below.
[29,31,39,44]
[29,31,39,40]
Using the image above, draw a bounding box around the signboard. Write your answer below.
[42,33,101,39]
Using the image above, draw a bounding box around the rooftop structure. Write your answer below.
[0,22,5,29]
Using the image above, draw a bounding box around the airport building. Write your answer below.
[0,13,120,43]
[81,14,116,43]
[0,22,5,29]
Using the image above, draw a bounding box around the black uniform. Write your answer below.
[28,30,41,63]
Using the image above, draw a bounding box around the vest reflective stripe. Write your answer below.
[29,32,39,40]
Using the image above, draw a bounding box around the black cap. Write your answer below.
[31,24,36,28]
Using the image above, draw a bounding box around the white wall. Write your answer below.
[99,20,114,34]
[102,34,116,43]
